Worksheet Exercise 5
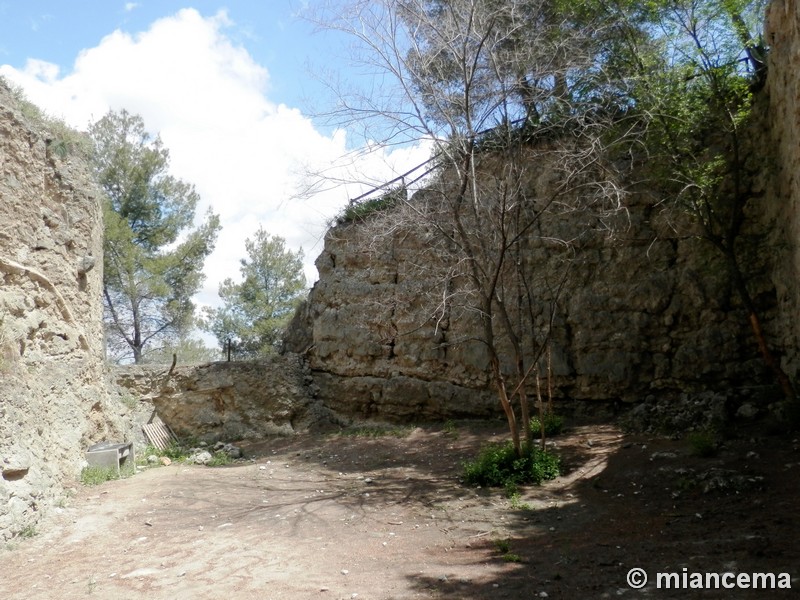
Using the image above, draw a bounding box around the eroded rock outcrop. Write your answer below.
[113,355,327,442]
[0,82,132,541]
[765,0,800,381]
[288,3,800,421]
[289,186,775,423]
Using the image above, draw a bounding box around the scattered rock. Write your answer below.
[222,444,243,459]
[650,452,677,460]
[622,392,730,433]
[695,468,765,494]
[77,255,96,275]
[736,403,759,419]
[191,451,213,465]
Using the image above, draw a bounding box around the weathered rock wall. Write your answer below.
[0,82,132,541]
[289,185,774,422]
[766,0,800,380]
[113,355,326,443]
[289,2,800,421]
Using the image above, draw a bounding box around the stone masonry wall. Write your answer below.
[288,4,800,421]
[0,82,132,541]
[765,0,800,381]
[289,186,774,422]
[113,355,326,444]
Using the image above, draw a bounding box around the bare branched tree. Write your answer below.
[307,0,631,455]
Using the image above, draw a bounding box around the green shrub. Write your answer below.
[335,424,413,438]
[136,442,191,466]
[336,186,405,224]
[136,441,202,469]
[161,442,192,461]
[463,441,560,487]
[687,430,718,457]
[208,451,232,467]
[529,413,565,437]
[80,466,121,486]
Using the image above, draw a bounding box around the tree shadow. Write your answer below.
[139,417,799,598]
[401,422,800,598]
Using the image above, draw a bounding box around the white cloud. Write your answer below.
[124,2,140,12]
[0,8,432,314]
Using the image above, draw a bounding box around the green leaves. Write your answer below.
[202,228,306,358]
[92,110,221,363]
[91,110,199,250]
[462,441,560,487]
[620,0,761,236]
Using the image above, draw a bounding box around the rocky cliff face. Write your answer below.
[290,188,773,422]
[1,0,797,541]
[113,356,328,443]
[766,0,800,381]
[0,82,132,541]
[289,2,800,422]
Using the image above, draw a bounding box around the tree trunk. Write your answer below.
[726,252,795,403]
[490,354,521,457]
[518,380,532,450]
[535,367,546,451]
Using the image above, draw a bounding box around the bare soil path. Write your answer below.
[2,421,798,599]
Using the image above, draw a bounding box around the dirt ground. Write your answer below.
[2,420,798,599]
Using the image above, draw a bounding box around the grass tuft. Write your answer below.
[493,538,523,562]
[529,413,565,437]
[208,451,233,467]
[335,424,414,438]
[335,186,405,224]
[80,466,121,486]
[687,430,718,457]
[18,524,37,539]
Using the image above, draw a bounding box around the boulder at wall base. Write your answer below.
[190,451,213,465]
[1,449,32,480]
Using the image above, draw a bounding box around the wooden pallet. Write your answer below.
[142,413,178,450]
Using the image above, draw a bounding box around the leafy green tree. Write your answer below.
[140,336,221,365]
[203,228,306,358]
[90,110,221,364]
[612,0,794,401]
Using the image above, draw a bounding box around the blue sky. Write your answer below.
[0,2,431,315]
[0,1,330,111]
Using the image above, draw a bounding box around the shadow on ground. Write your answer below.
[395,422,800,599]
